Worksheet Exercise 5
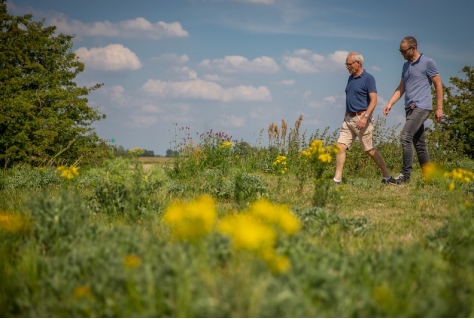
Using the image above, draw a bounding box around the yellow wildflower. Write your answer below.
[318,153,332,163]
[56,165,80,180]
[219,214,276,252]
[301,139,337,164]
[259,248,291,273]
[0,212,30,233]
[422,162,440,180]
[123,254,142,269]
[448,183,455,191]
[220,141,234,148]
[269,254,291,273]
[272,155,288,175]
[247,199,301,235]
[73,285,92,299]
[163,195,217,241]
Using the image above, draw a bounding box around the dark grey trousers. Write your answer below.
[400,107,431,177]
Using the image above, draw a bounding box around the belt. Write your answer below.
[347,110,367,117]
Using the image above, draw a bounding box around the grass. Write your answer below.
[335,171,453,249]
[1,149,474,317]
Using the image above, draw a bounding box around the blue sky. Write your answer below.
[8,0,474,155]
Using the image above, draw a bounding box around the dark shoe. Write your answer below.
[388,174,409,185]
[381,176,392,184]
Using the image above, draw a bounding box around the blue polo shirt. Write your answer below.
[402,54,439,110]
[345,70,377,113]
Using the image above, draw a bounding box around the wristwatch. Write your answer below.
[363,113,369,118]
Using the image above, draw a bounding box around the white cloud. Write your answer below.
[323,96,336,103]
[50,16,188,40]
[101,85,137,107]
[131,115,158,127]
[203,74,222,81]
[327,50,349,64]
[199,55,279,73]
[170,67,198,80]
[276,79,295,86]
[151,53,189,64]
[75,44,142,71]
[283,49,349,73]
[142,78,272,102]
[308,94,344,109]
[371,66,381,72]
[220,115,246,127]
[141,104,163,114]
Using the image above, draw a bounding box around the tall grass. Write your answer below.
[1,117,473,317]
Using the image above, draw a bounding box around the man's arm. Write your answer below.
[431,74,444,122]
[383,79,405,116]
[356,92,377,130]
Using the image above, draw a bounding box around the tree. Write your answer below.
[427,66,474,161]
[142,150,155,157]
[0,1,109,168]
[166,149,178,157]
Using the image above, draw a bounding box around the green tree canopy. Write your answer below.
[0,0,109,168]
[428,66,474,160]
[441,66,474,158]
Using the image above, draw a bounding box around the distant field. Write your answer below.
[138,157,173,164]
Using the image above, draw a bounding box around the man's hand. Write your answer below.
[356,116,368,130]
[435,109,444,122]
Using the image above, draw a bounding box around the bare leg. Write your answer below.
[366,148,390,178]
[334,143,348,181]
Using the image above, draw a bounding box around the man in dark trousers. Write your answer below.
[383,36,444,184]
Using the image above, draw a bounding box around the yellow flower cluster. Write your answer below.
[219,199,301,273]
[422,163,444,181]
[0,212,30,233]
[272,155,288,174]
[444,168,474,183]
[220,141,234,148]
[56,166,79,179]
[423,163,474,192]
[161,196,300,273]
[443,167,474,191]
[162,195,217,241]
[301,140,338,163]
[73,285,92,299]
[123,254,142,269]
[248,199,301,235]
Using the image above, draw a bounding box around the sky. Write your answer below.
[7,0,474,155]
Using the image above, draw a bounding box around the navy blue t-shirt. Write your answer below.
[345,70,377,113]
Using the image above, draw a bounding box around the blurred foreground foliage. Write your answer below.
[1,115,474,317]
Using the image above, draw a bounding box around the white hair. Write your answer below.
[348,52,364,65]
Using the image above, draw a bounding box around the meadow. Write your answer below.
[1,117,474,317]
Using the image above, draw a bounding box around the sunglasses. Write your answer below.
[399,46,414,54]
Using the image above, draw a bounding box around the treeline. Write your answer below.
[112,145,159,158]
